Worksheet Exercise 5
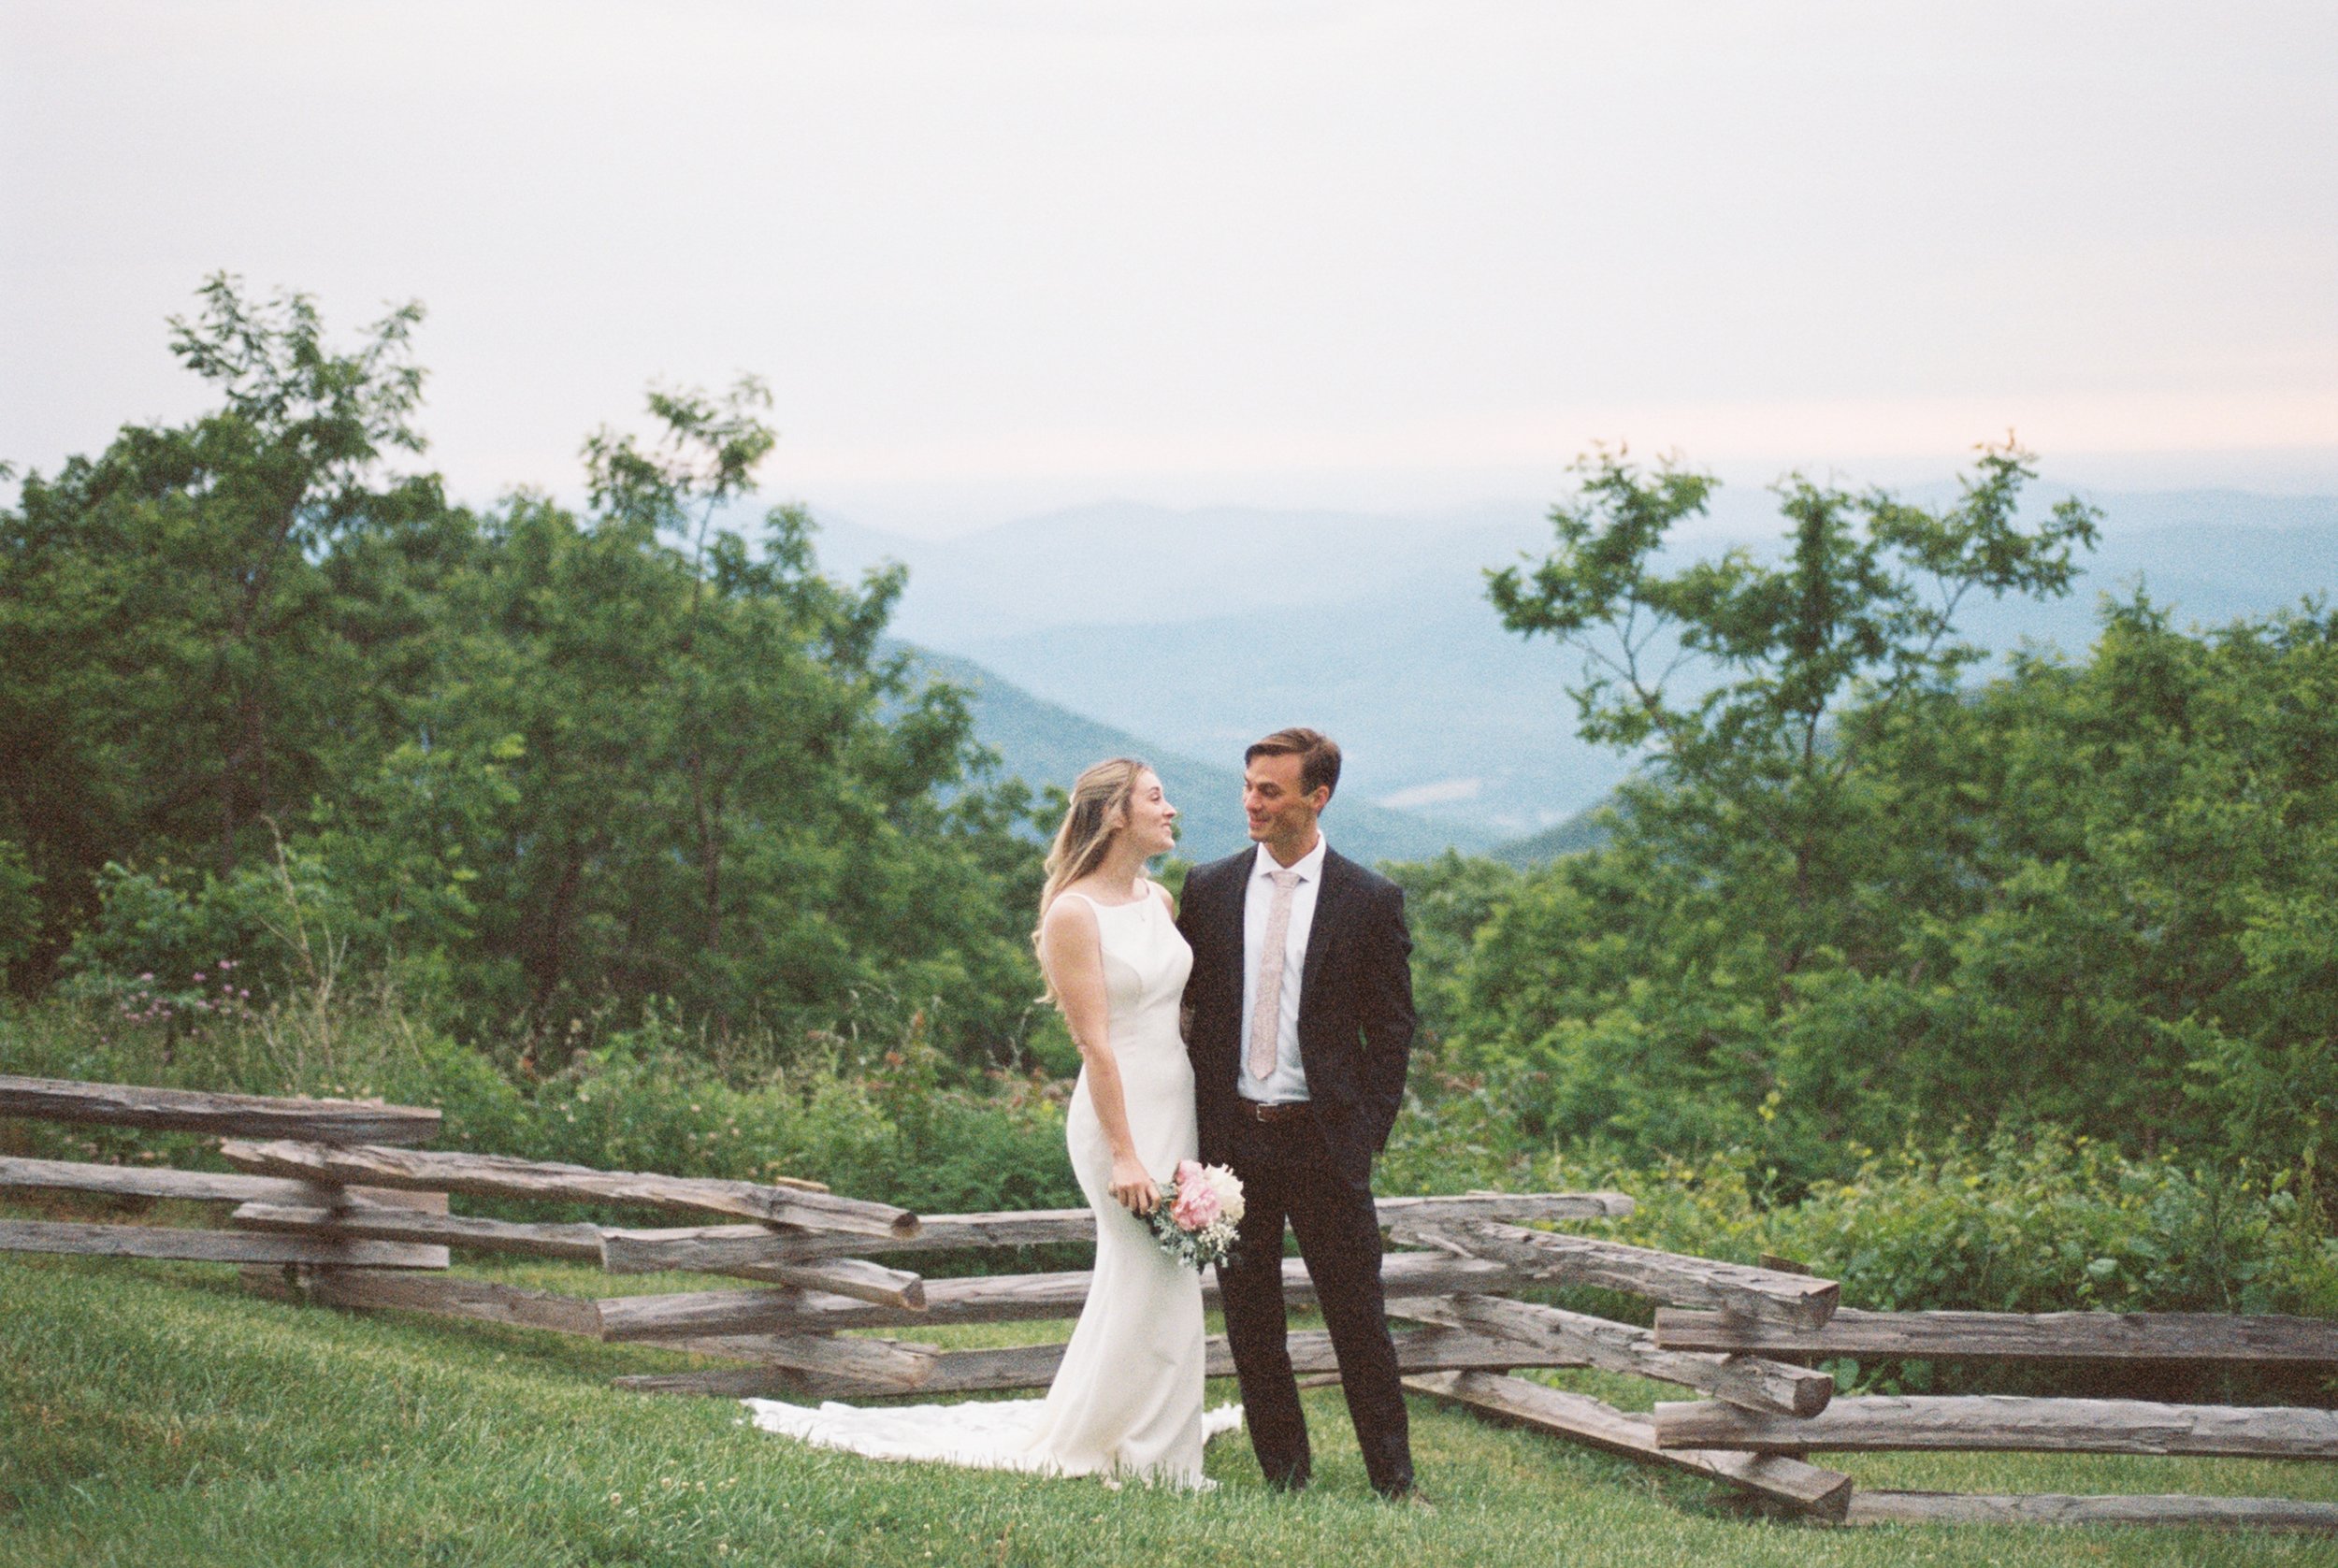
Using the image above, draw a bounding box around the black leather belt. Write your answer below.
[1234,1099,1313,1125]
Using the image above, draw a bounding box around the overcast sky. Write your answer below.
[6,1,2334,535]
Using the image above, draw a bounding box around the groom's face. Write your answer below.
[1243,753,1329,851]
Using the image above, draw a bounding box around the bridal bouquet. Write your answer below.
[1147,1159,1244,1270]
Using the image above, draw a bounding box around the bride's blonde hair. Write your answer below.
[1032,757,1150,999]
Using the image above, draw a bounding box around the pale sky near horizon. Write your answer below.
[6,1,2335,537]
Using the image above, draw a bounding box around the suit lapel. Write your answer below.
[1217,850,1254,1007]
[1299,846,1349,1003]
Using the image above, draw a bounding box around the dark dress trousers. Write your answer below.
[1176,843,1418,1495]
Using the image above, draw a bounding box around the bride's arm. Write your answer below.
[1040,898,1162,1216]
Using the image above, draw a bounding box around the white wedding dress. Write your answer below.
[743,884,1242,1488]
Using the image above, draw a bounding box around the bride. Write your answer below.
[743,758,1241,1487]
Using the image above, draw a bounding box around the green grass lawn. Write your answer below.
[6,1244,2337,1567]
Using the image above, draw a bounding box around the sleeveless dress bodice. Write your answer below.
[1064,887,1194,1200]
[743,884,1238,1488]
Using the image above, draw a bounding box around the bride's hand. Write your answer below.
[1109,1153,1160,1216]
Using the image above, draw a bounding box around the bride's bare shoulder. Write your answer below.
[1045,886,1100,920]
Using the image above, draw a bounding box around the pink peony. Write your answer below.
[1168,1161,1220,1230]
[1170,1182,1220,1231]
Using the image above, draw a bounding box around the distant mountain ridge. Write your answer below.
[1492,803,1614,867]
[821,488,2338,848]
[897,644,1490,866]
[819,500,1563,644]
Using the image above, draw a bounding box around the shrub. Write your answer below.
[6,995,2331,1332]
[0,992,1077,1238]
[1576,1130,2338,1401]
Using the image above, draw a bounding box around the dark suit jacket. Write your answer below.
[1177,843,1417,1178]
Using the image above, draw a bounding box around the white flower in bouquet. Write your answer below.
[1199,1162,1244,1224]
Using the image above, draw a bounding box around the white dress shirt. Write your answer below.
[1237,834,1327,1103]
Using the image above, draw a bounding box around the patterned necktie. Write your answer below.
[1248,869,1301,1083]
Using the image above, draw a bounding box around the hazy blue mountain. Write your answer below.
[815,487,2338,650]
[1492,804,1616,867]
[808,491,1795,644]
[945,567,1638,841]
[910,495,2338,838]
[811,489,2338,845]
[1484,493,2338,864]
[896,644,1493,866]
[1958,505,2338,658]
[825,500,1566,643]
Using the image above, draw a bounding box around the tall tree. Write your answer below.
[1,275,454,984]
[1487,439,2100,984]
[7,277,1046,1057]
[426,385,1040,1049]
[585,380,778,960]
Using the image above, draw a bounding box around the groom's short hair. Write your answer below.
[1246,727,1341,801]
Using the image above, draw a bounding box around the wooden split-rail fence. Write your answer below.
[4,1072,2335,1532]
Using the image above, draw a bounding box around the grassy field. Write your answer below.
[7,1237,2338,1568]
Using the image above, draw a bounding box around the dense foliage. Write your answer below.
[1403,447,2336,1216]
[10,993,2331,1364]
[3,279,2331,1305]
[1,278,1048,1066]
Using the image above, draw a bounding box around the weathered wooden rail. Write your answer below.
[229,1201,607,1261]
[8,1072,2335,1532]
[593,1249,1536,1341]
[1653,1394,2338,1460]
[0,1076,455,1269]
[0,1217,446,1270]
[599,1190,1632,1271]
[1392,1217,1841,1329]
[1403,1370,1855,1516]
[1396,1292,1834,1417]
[1655,1306,2338,1364]
[1844,1490,2338,1531]
[214,1139,912,1236]
[0,1074,440,1144]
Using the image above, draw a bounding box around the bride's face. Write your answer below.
[1120,770,1178,857]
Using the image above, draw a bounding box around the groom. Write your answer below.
[1176,726,1420,1500]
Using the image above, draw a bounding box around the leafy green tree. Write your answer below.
[7,278,1046,1063]
[1382,850,1521,1047]
[1450,441,2108,1171]
[1,275,460,987]
[1487,439,2100,985]
[417,383,1044,1054]
[1457,484,2338,1201]
[1777,597,2338,1190]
